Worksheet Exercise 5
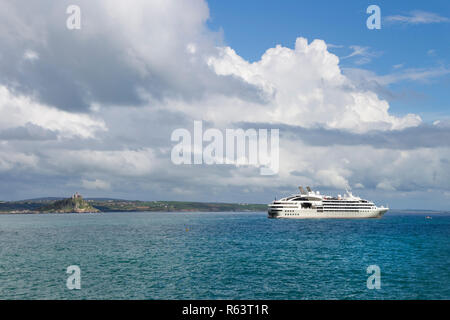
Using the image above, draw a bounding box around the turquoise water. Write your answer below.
[0,211,449,299]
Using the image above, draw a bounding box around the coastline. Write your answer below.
[0,198,268,214]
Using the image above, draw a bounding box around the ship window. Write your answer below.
[291,197,308,201]
[301,202,312,209]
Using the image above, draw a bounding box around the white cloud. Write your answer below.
[327,44,344,49]
[316,169,350,189]
[341,45,380,65]
[23,49,39,61]
[0,86,106,139]
[0,0,230,111]
[0,148,38,172]
[202,38,421,132]
[376,181,396,191]
[82,179,111,190]
[46,148,159,177]
[344,66,450,86]
[386,11,450,24]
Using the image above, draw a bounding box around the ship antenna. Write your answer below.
[345,187,352,196]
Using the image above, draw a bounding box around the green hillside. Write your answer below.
[90,200,267,212]
[38,194,99,213]
[0,195,267,214]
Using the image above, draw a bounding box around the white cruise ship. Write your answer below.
[268,186,388,219]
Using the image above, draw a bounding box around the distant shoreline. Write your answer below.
[0,198,268,214]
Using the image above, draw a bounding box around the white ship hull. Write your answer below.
[268,208,388,219]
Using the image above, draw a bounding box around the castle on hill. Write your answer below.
[72,192,82,199]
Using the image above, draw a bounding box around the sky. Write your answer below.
[0,0,449,209]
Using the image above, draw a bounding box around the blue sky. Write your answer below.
[207,0,450,121]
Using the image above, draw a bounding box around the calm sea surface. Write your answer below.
[0,211,449,299]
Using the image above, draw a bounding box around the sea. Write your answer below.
[0,211,449,300]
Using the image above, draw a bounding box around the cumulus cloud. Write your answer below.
[203,38,421,132]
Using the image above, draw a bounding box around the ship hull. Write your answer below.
[268,208,388,219]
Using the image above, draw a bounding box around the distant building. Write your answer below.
[72,192,82,199]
